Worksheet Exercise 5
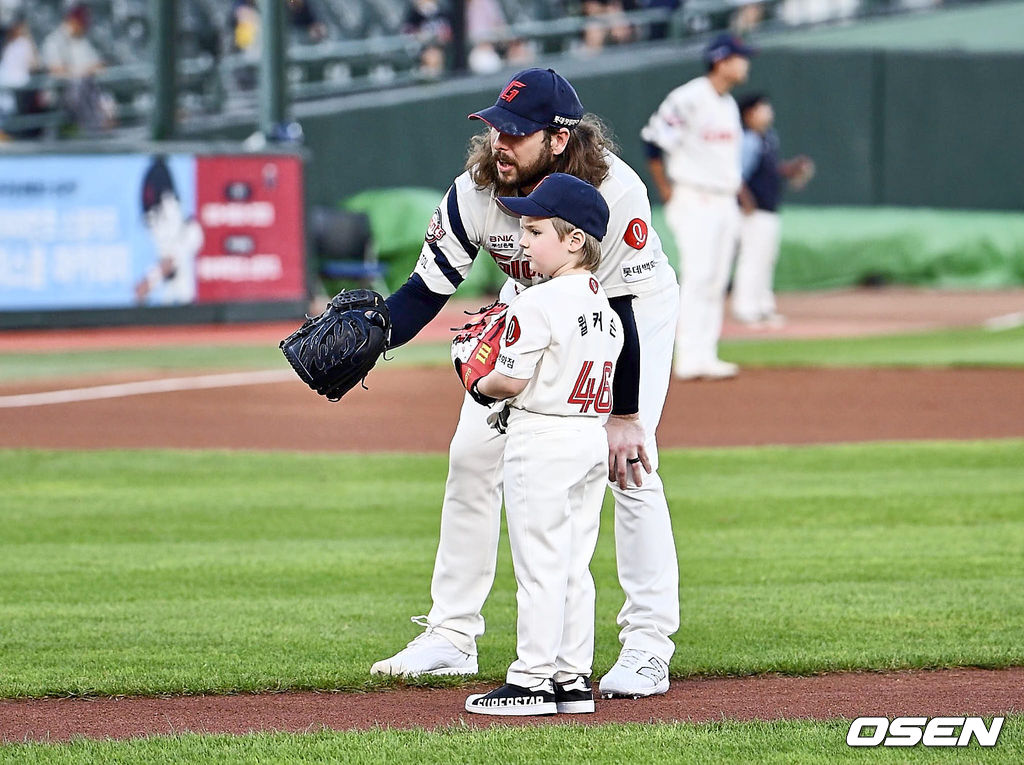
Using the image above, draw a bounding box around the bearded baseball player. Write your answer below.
[372,68,680,699]
[642,33,753,380]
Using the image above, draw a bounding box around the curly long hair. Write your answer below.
[465,114,620,193]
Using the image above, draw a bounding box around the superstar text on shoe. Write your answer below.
[465,682,557,716]
[598,649,670,698]
[370,616,477,677]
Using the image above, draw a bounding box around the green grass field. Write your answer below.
[3,718,1023,765]
[0,341,445,383]
[1,325,1022,384]
[721,325,1024,368]
[2,441,1022,698]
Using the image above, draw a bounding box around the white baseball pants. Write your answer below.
[732,210,782,322]
[427,276,681,664]
[502,411,607,687]
[666,186,741,368]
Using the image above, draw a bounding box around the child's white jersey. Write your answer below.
[497,273,624,417]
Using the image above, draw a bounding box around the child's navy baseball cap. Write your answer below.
[497,173,609,240]
[703,33,755,66]
[469,68,584,136]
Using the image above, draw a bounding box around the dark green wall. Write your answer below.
[186,47,1023,211]
[880,51,1024,209]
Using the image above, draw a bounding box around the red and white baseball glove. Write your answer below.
[451,300,508,406]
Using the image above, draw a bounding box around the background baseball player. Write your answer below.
[371,68,680,699]
[460,173,622,716]
[642,33,753,380]
[732,92,815,327]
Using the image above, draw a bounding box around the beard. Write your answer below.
[492,135,556,197]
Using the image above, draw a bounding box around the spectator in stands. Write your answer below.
[40,3,114,133]
[287,0,328,43]
[0,0,25,40]
[232,0,261,54]
[0,14,36,87]
[732,93,815,327]
[731,0,766,34]
[0,13,42,137]
[41,4,101,80]
[466,0,534,74]
[230,0,261,89]
[402,0,452,78]
[633,0,681,41]
[467,0,505,74]
[778,0,859,26]
[580,0,633,55]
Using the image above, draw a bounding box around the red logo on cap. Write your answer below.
[624,219,648,250]
[500,80,527,103]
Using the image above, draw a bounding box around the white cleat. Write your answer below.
[370,617,478,677]
[673,359,739,381]
[598,649,670,698]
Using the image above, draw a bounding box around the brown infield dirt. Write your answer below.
[3,366,1024,452]
[2,669,1023,742]
[1,288,1022,742]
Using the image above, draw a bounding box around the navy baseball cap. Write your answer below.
[497,173,609,240]
[703,33,755,66]
[469,68,584,136]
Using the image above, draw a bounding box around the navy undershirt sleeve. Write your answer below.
[644,141,664,160]
[608,294,641,416]
[384,273,451,349]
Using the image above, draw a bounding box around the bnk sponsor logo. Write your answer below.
[847,717,1004,747]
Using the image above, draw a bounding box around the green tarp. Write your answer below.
[339,189,1024,297]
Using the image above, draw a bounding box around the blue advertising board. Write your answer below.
[0,154,197,310]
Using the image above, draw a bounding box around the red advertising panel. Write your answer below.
[194,155,305,303]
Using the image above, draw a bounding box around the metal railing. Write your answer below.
[0,0,960,140]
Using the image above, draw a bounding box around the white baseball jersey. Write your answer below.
[641,76,742,194]
[414,152,674,301]
[496,274,623,417]
[416,148,681,669]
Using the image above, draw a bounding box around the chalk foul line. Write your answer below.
[0,369,296,408]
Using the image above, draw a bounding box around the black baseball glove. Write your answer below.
[280,289,390,401]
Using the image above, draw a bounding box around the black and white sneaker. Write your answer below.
[465,681,557,716]
[554,675,595,714]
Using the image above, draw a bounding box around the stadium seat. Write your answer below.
[310,207,389,295]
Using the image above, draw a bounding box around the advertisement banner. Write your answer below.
[0,153,306,312]
[193,155,306,303]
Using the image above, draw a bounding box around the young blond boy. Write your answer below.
[459,173,623,716]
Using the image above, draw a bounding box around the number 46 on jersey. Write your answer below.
[568,361,613,413]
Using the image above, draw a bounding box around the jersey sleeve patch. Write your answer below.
[425,207,446,244]
[623,218,648,250]
[504,315,522,346]
[496,293,548,379]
